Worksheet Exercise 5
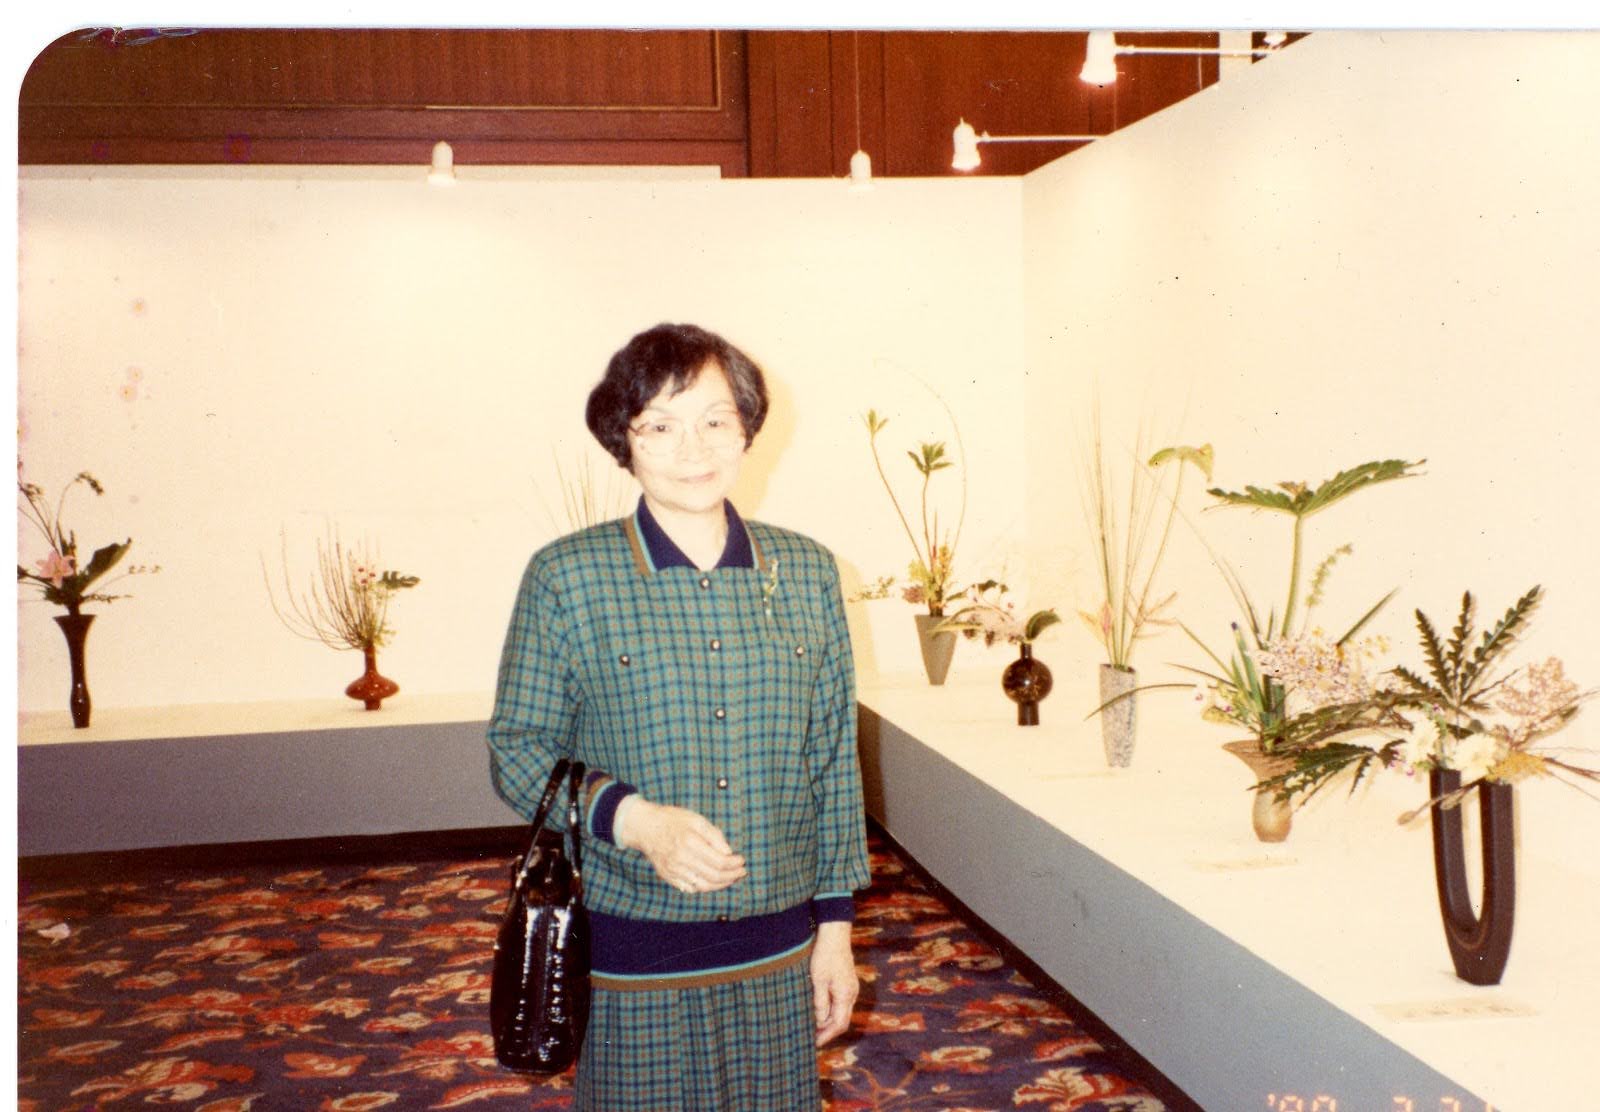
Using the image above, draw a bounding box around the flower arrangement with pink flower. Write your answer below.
[17,466,159,616]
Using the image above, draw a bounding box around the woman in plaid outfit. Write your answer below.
[489,323,872,1110]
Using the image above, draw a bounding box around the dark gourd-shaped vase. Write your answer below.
[1001,643,1053,726]
[1430,768,1515,985]
[346,644,400,711]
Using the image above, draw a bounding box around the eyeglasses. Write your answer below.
[628,410,745,456]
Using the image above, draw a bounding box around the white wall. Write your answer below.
[18,167,1027,711]
[1022,31,1600,848]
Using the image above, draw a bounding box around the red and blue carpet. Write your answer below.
[18,829,1178,1111]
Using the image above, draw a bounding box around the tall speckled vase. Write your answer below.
[1097,664,1137,766]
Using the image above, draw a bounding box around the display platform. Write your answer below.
[17,693,507,855]
[859,670,1597,1112]
[20,674,1595,1109]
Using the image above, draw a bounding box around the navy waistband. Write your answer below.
[589,902,814,978]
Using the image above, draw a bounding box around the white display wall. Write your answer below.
[1020,31,1600,862]
[17,167,1029,711]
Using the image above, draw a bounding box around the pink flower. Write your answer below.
[35,549,75,588]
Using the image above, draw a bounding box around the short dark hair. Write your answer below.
[586,323,769,469]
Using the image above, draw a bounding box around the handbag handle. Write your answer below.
[514,758,587,882]
[563,759,585,888]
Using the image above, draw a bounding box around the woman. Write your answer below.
[488,322,870,1110]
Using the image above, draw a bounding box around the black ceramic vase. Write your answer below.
[54,613,95,728]
[1001,643,1053,726]
[1429,768,1515,985]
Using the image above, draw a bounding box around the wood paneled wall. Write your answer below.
[20,28,750,172]
[20,27,1288,176]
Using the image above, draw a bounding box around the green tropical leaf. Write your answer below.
[1024,609,1062,642]
[1208,459,1424,520]
[78,539,131,591]
[1297,458,1424,517]
[1207,483,1295,513]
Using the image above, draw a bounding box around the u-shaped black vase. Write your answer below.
[1429,768,1515,985]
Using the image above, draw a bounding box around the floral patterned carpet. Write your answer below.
[18,831,1174,1111]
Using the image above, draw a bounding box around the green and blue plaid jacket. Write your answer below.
[488,505,870,926]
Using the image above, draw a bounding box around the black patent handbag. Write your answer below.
[489,758,591,1074]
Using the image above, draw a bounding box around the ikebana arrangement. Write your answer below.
[938,580,1060,725]
[1252,586,1594,984]
[1179,456,1425,840]
[1078,420,1212,766]
[863,407,967,684]
[17,467,159,727]
[264,531,420,710]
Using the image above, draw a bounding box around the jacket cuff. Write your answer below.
[584,770,639,845]
[811,893,856,924]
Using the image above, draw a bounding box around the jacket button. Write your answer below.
[698,576,712,589]
[714,707,726,720]
[618,654,630,666]
[716,776,729,790]
[716,914,730,923]
[710,638,722,652]
[794,645,806,656]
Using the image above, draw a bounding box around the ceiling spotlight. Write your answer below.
[1079,31,1286,85]
[951,118,1102,173]
[427,140,457,186]
[849,148,873,190]
[1081,31,1119,86]
[952,120,981,171]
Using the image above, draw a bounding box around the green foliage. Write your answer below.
[863,406,966,617]
[1260,585,1553,807]
[1395,586,1542,729]
[17,469,151,615]
[1023,608,1062,643]
[1206,458,1424,520]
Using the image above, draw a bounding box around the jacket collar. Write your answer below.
[624,497,765,576]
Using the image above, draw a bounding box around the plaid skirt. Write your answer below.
[574,960,820,1111]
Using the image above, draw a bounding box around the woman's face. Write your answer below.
[627,361,746,519]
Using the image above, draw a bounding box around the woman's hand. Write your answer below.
[810,920,858,1046]
[614,797,747,894]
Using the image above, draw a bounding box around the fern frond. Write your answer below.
[1460,585,1542,695]
[1445,591,1473,691]
[1416,607,1450,695]
[1392,664,1436,698]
